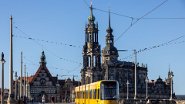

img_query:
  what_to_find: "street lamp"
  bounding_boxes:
[14,72,18,100]
[170,74,173,100]
[126,80,129,100]
[1,52,6,104]
[145,76,149,99]
[118,49,137,99]
[133,49,137,100]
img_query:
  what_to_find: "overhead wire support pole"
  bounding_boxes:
[7,15,16,104]
[24,64,26,98]
[117,49,137,99]
[134,49,137,100]
[145,76,149,100]
[170,74,173,100]
[20,52,23,99]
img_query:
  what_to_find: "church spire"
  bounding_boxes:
[88,2,95,22]
[106,11,114,45]
[40,51,46,65]
[102,11,119,63]
[108,10,111,29]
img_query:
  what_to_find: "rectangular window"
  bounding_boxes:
[88,56,91,67]
[90,35,92,42]
[86,90,88,99]
[82,91,84,99]
[97,89,99,99]
[100,81,119,100]
[93,89,96,99]
[90,90,92,99]
[93,56,96,67]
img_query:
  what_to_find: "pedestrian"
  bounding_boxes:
[51,96,55,104]
[42,95,45,104]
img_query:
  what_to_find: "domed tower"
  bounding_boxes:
[102,12,119,80]
[81,4,102,84]
[102,12,118,64]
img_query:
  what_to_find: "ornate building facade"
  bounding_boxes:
[81,5,102,84]
[81,5,175,100]
[14,51,79,103]
[27,51,62,102]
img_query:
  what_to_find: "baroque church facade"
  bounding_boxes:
[80,5,175,100]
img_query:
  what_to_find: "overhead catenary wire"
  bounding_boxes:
[14,25,82,66]
[82,0,90,8]
[23,56,65,71]
[14,26,44,49]
[139,17,185,20]
[82,0,133,19]
[121,35,184,60]
[82,0,184,44]
[14,26,82,48]
[24,56,78,77]
[115,0,169,42]
[93,6,185,20]
[87,1,185,20]
[93,7,133,19]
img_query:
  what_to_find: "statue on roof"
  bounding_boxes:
[40,51,46,65]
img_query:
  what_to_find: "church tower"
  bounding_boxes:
[102,12,119,80]
[81,4,102,84]
[102,12,118,64]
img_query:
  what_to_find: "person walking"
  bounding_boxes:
[51,96,55,104]
[42,95,45,104]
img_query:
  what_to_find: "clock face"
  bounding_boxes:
[40,78,46,85]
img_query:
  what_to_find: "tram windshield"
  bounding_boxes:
[100,81,119,100]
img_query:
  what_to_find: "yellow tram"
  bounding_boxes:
[74,80,119,104]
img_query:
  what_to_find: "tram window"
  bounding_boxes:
[90,90,92,99]
[76,92,78,98]
[97,89,99,99]
[82,91,84,98]
[77,92,79,99]
[93,89,96,99]
[100,81,118,100]
[81,91,84,98]
[82,91,85,98]
[79,91,80,98]
[86,91,88,98]
[80,91,82,98]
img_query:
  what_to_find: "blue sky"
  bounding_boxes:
[0,0,185,95]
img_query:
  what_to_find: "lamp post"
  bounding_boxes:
[117,49,137,99]
[133,49,137,100]
[20,52,23,99]
[14,72,18,100]
[126,80,129,100]
[24,65,26,97]
[145,76,149,99]
[26,72,28,98]
[170,74,173,100]
[1,52,5,104]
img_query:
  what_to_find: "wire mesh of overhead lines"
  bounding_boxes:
[12,0,185,79]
